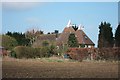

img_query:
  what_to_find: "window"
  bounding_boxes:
[75,35,77,37]
[88,45,91,48]
[84,36,87,39]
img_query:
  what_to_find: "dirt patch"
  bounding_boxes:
[2,57,119,78]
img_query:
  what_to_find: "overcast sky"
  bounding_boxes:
[2,2,118,47]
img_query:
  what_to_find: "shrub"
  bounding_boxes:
[10,50,17,58]
[42,40,49,47]
[49,45,57,55]
[13,46,52,58]
[98,48,120,60]
[66,48,89,61]
[65,48,120,61]
[1,35,18,50]
[14,46,33,58]
[40,46,51,57]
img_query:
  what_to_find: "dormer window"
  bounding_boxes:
[84,36,87,39]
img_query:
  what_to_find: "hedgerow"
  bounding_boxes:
[13,46,54,58]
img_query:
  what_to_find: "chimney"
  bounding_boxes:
[55,30,59,38]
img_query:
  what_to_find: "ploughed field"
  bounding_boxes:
[2,57,119,78]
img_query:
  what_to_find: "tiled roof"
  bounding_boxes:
[37,34,57,41]
[56,27,94,46]
[75,30,94,45]
[56,27,75,46]
[34,26,94,47]
[33,34,60,47]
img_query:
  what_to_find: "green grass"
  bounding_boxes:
[56,60,64,62]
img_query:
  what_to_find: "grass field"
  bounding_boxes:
[2,57,119,78]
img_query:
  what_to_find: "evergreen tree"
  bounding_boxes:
[98,21,114,48]
[115,23,120,47]
[68,33,79,47]
[6,31,30,46]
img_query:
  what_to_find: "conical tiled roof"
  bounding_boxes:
[56,26,95,46]
[56,27,75,46]
[75,30,94,45]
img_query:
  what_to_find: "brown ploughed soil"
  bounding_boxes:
[2,57,119,78]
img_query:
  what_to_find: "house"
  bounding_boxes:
[34,20,95,48]
[33,33,60,47]
[56,20,95,48]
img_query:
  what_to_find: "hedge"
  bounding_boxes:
[66,47,120,61]
[13,46,52,58]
